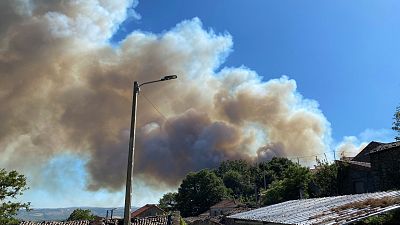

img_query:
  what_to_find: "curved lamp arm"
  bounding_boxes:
[139,75,178,87]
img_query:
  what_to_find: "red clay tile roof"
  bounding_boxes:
[210,200,239,209]
[131,215,169,225]
[131,204,164,218]
[20,221,90,225]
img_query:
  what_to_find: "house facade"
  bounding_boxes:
[131,204,165,218]
[337,141,400,194]
[209,200,242,217]
[369,141,400,191]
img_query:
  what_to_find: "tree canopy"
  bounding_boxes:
[311,160,338,197]
[393,105,400,141]
[67,208,95,221]
[175,169,228,217]
[261,164,312,205]
[159,192,178,212]
[160,157,340,215]
[0,168,30,225]
[216,160,255,203]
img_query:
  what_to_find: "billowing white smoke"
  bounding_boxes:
[336,136,368,158]
[0,0,332,191]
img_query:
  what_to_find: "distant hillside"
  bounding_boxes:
[17,207,138,222]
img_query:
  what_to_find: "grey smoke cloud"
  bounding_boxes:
[0,0,332,191]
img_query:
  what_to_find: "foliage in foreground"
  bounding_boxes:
[0,168,30,225]
[311,160,338,197]
[179,216,187,225]
[67,208,96,221]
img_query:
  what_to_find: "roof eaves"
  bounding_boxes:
[343,205,400,225]
[369,141,400,154]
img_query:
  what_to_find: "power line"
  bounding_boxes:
[141,92,168,120]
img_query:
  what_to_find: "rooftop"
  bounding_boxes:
[20,221,90,225]
[210,199,241,209]
[131,204,164,218]
[370,141,400,154]
[228,191,400,225]
[336,160,371,169]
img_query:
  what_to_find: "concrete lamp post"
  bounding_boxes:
[123,75,177,225]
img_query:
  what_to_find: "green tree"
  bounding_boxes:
[222,170,245,197]
[0,169,30,225]
[176,169,228,217]
[255,157,296,190]
[393,105,400,141]
[261,164,311,206]
[159,192,177,212]
[217,160,251,177]
[311,160,338,197]
[67,208,95,221]
[260,157,295,180]
[216,160,255,203]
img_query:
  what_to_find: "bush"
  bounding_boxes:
[67,208,95,221]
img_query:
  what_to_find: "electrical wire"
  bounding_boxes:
[141,92,168,120]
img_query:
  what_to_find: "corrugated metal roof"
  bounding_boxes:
[228,191,400,225]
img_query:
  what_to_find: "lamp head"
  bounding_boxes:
[161,75,178,81]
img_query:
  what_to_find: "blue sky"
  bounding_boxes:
[9,0,400,209]
[112,0,400,141]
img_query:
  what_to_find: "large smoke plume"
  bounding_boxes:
[0,0,332,191]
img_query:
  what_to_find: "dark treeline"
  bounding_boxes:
[159,157,338,217]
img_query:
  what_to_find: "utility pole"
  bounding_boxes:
[123,76,177,225]
[110,208,117,219]
[123,81,139,225]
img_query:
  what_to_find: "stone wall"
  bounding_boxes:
[337,161,374,195]
[370,146,400,191]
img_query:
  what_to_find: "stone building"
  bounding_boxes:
[369,141,400,191]
[131,204,165,218]
[337,141,400,194]
[209,200,243,217]
[336,160,373,194]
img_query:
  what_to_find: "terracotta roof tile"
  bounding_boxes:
[19,221,90,225]
[210,200,239,209]
[131,204,164,218]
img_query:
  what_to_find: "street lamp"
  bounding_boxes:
[123,75,178,225]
